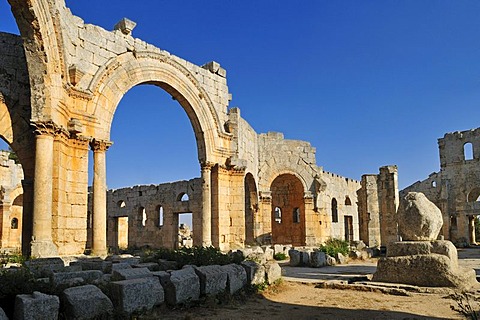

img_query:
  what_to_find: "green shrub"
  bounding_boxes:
[142,246,240,268]
[0,268,35,317]
[318,238,349,257]
[273,253,287,261]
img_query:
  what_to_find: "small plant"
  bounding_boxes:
[450,292,479,320]
[318,238,349,257]
[273,253,287,261]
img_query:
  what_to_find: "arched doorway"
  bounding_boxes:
[270,174,305,246]
[244,173,258,245]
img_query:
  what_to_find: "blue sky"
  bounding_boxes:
[1,1,480,190]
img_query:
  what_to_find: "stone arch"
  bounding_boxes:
[263,169,309,195]
[86,51,229,164]
[467,188,480,202]
[270,173,306,246]
[244,172,258,244]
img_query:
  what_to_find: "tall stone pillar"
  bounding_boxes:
[201,162,213,247]
[21,179,33,256]
[469,216,476,244]
[90,139,111,256]
[31,122,58,257]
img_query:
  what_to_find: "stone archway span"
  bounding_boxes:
[86,50,231,163]
[264,169,309,194]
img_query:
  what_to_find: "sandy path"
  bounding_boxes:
[145,281,464,319]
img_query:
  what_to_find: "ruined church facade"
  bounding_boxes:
[0,0,363,256]
[401,128,480,245]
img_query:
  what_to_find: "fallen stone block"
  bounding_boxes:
[133,262,160,271]
[162,267,200,305]
[289,249,301,266]
[24,258,65,277]
[111,262,132,273]
[62,284,113,320]
[241,260,265,285]
[110,277,164,315]
[111,267,152,281]
[310,251,327,267]
[158,259,178,271]
[194,265,227,295]
[222,263,247,294]
[326,255,336,266]
[300,251,311,266]
[73,259,112,273]
[14,291,59,320]
[264,261,281,284]
[51,270,103,287]
[262,246,274,260]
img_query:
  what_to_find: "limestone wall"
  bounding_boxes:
[91,179,202,251]
[402,127,480,244]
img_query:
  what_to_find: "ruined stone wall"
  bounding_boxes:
[89,179,202,251]
[402,128,480,244]
[358,165,399,248]
[0,150,24,250]
[320,171,361,243]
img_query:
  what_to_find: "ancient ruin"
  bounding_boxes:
[0,0,367,257]
[402,128,480,246]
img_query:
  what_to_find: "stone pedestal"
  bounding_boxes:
[373,240,477,289]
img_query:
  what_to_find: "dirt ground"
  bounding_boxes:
[144,281,466,320]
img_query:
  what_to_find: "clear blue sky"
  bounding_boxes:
[1,1,480,190]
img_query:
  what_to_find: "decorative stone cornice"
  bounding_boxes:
[200,161,215,171]
[90,139,112,152]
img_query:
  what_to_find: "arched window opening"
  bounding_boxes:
[331,198,338,223]
[464,142,474,160]
[157,206,164,227]
[345,196,352,206]
[450,216,457,228]
[293,208,300,223]
[431,181,437,188]
[118,200,126,208]
[138,207,147,227]
[177,193,189,202]
[467,188,480,202]
[274,207,282,223]
[11,218,18,229]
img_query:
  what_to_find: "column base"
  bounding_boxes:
[30,240,59,258]
[91,248,108,257]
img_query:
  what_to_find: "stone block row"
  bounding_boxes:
[3,256,281,319]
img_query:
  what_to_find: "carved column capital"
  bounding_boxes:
[90,139,112,152]
[200,161,215,171]
[31,121,65,137]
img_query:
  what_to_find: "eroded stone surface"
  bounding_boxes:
[398,192,443,241]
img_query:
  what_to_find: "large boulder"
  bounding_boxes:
[397,192,443,241]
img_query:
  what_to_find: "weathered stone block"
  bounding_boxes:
[241,260,265,285]
[326,255,336,266]
[158,259,178,271]
[25,258,65,277]
[111,262,132,272]
[221,263,247,294]
[163,267,200,305]
[300,251,310,266]
[262,246,274,260]
[264,261,281,284]
[133,262,160,271]
[111,267,152,281]
[398,192,443,241]
[110,277,164,315]
[62,285,113,320]
[288,249,301,266]
[310,251,326,267]
[194,265,227,295]
[51,270,103,287]
[14,291,60,320]
[336,252,347,264]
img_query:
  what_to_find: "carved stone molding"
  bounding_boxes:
[90,139,112,152]
[200,161,215,172]
[31,121,65,137]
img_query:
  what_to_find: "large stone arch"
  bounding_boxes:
[86,51,229,164]
[263,169,310,195]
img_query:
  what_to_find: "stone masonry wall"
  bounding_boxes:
[92,179,202,251]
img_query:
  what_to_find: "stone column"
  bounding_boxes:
[31,122,59,257]
[90,139,111,256]
[469,216,476,244]
[201,162,213,247]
